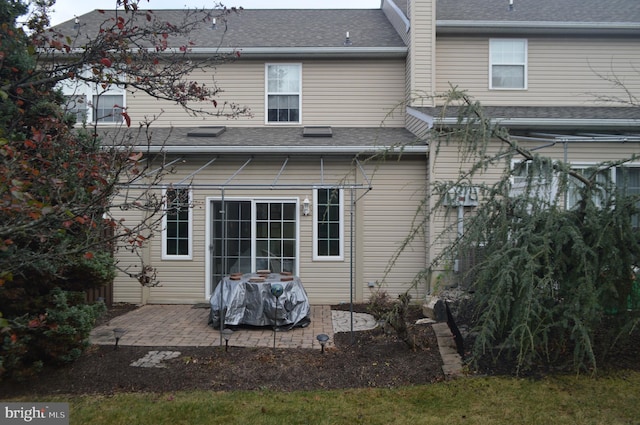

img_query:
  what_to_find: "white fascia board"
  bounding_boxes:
[130,144,428,155]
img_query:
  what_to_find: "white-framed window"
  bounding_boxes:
[566,164,613,210]
[63,95,88,123]
[162,187,193,260]
[510,159,558,206]
[616,165,640,227]
[313,188,344,261]
[490,39,527,90]
[92,94,124,123]
[209,198,299,276]
[266,63,301,124]
[57,69,126,124]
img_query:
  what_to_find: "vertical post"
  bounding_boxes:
[349,186,355,344]
[219,188,226,346]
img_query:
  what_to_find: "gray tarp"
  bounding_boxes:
[209,273,311,329]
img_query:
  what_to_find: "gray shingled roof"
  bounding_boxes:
[56,9,406,50]
[99,126,425,154]
[436,0,640,23]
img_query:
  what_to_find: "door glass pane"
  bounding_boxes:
[213,200,297,289]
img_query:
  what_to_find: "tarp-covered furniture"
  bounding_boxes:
[209,273,311,330]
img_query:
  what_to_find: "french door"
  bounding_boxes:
[211,199,297,286]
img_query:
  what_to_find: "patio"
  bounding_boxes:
[90,304,378,350]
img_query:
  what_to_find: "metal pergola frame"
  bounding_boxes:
[123,155,374,344]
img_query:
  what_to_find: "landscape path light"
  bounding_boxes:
[316,333,329,354]
[113,328,126,350]
[220,328,234,352]
[270,283,284,350]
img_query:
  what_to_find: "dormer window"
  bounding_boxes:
[266,63,301,124]
[490,39,527,90]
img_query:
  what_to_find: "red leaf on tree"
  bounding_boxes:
[100,57,112,67]
[128,151,143,162]
[24,139,36,149]
[10,334,17,343]
[122,111,131,127]
[15,87,23,95]
[213,99,217,107]
[161,32,168,39]
[83,252,94,260]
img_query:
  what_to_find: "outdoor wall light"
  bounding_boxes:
[113,328,126,350]
[220,328,234,352]
[302,197,310,216]
[316,334,329,354]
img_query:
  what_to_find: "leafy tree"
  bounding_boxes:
[0,0,246,379]
[425,88,640,373]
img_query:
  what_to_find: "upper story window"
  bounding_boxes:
[63,95,88,123]
[163,187,192,259]
[490,39,527,90]
[58,69,125,124]
[266,64,301,124]
[313,188,344,261]
[92,94,124,123]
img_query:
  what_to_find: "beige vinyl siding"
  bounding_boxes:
[112,154,429,304]
[123,59,405,128]
[408,0,436,107]
[436,37,640,106]
[360,156,428,302]
[111,189,148,304]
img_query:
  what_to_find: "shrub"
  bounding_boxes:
[0,288,105,381]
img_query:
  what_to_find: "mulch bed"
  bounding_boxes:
[0,304,445,396]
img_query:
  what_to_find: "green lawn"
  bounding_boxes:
[8,371,640,425]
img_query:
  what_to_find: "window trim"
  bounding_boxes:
[489,38,528,90]
[566,163,615,210]
[509,159,558,206]
[92,93,125,124]
[312,188,344,261]
[204,196,300,300]
[57,69,126,125]
[162,186,193,260]
[265,63,302,125]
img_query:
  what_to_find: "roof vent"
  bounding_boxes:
[303,126,333,138]
[344,31,352,46]
[187,126,226,137]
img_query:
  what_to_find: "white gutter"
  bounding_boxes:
[192,47,408,59]
[56,46,408,59]
[127,144,428,155]
[437,20,640,34]
[436,117,640,130]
